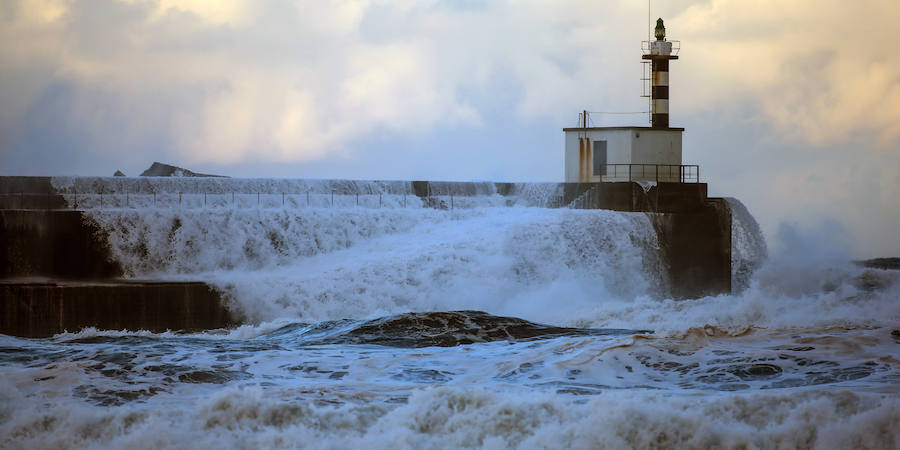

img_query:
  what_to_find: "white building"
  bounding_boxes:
[563,126,684,183]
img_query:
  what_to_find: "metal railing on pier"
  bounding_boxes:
[0,191,469,211]
[598,164,699,183]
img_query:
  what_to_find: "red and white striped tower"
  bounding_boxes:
[642,18,678,128]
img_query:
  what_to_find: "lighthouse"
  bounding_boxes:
[563,18,697,184]
[644,18,678,128]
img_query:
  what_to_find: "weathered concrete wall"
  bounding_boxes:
[0,210,122,279]
[560,182,709,213]
[0,280,237,337]
[0,176,54,194]
[646,183,708,213]
[562,182,649,211]
[650,199,732,299]
[561,182,731,298]
[0,208,235,337]
[0,176,67,209]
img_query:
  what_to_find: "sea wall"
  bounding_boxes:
[1,199,237,337]
[0,176,734,336]
[0,176,67,209]
[560,181,731,298]
[0,280,235,337]
[0,210,122,279]
[650,199,732,298]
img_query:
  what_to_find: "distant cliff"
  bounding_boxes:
[139,162,227,178]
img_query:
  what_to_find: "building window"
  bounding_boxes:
[592,140,607,176]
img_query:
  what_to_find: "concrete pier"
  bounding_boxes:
[559,182,732,298]
[1,195,237,337]
[1,176,734,336]
[1,210,122,279]
[0,176,67,210]
[1,279,236,337]
[651,199,732,298]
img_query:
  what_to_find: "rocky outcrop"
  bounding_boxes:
[139,162,227,178]
[855,258,900,271]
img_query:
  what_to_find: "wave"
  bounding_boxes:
[2,383,896,449]
[75,203,664,325]
[726,197,767,292]
[48,176,900,335]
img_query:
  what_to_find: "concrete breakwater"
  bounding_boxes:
[1,176,734,337]
[1,279,234,337]
[0,207,237,337]
[1,209,122,279]
[561,182,732,298]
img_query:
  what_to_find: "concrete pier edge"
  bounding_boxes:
[1,279,238,338]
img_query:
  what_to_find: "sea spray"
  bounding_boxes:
[726,197,767,292]
[82,205,664,324]
[2,176,888,449]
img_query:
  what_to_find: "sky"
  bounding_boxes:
[1,0,898,257]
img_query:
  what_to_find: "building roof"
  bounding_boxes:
[562,126,685,132]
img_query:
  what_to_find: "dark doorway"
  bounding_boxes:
[592,140,607,176]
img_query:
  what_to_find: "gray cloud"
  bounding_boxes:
[0,0,898,256]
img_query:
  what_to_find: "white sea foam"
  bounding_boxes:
[727,197,768,292]
[48,177,559,209]
[9,176,891,448]
[79,201,665,325]
[53,176,900,334]
[1,382,897,449]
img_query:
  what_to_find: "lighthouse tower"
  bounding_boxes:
[643,18,678,128]
[563,18,696,184]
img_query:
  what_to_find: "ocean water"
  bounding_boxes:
[1,178,897,449]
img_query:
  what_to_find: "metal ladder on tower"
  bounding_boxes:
[640,59,652,126]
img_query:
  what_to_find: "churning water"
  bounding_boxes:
[1,178,897,449]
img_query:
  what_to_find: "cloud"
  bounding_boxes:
[148,0,253,26]
[14,0,65,25]
[672,0,900,148]
[1,0,650,167]
[656,0,900,257]
[0,0,898,256]
[3,0,899,165]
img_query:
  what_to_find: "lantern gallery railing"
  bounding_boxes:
[597,164,699,183]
